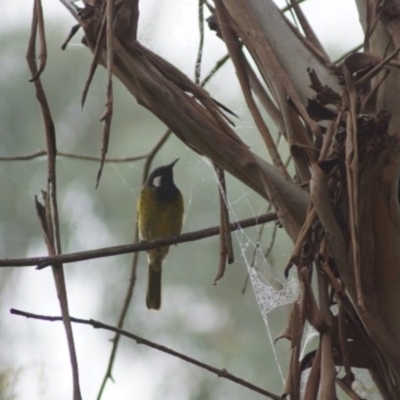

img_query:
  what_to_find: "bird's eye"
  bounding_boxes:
[153,176,162,187]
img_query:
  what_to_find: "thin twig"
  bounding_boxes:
[0,151,148,162]
[26,1,81,399]
[213,165,234,285]
[201,53,230,87]
[334,43,363,64]
[141,130,172,182]
[0,213,278,268]
[81,4,107,109]
[96,0,115,187]
[215,3,291,180]
[281,0,306,13]
[59,0,79,20]
[265,223,278,258]
[11,308,282,400]
[195,0,205,84]
[61,23,80,50]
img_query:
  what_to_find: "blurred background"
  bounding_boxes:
[0,1,364,399]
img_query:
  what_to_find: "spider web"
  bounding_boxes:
[247,264,300,381]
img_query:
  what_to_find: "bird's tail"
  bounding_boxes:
[146,260,162,310]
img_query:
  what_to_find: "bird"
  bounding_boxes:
[137,159,184,310]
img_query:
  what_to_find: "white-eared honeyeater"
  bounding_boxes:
[137,159,184,310]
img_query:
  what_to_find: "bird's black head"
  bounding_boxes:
[146,159,180,201]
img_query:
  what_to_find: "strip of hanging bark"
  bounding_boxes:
[317,266,332,325]
[300,267,328,332]
[338,301,354,380]
[96,0,115,187]
[218,168,234,265]
[287,107,314,182]
[282,301,302,399]
[219,0,322,153]
[361,67,390,113]
[28,0,47,81]
[319,259,342,295]
[81,5,107,109]
[343,63,363,307]
[61,23,81,50]
[114,0,139,42]
[317,273,336,399]
[319,112,342,161]
[335,378,363,400]
[274,303,298,343]
[285,206,316,277]
[27,4,82,398]
[219,0,331,141]
[319,329,337,400]
[264,222,278,258]
[244,59,285,135]
[214,3,291,180]
[35,193,82,400]
[310,164,352,290]
[303,345,322,400]
[35,193,54,247]
[212,165,234,285]
[215,234,228,286]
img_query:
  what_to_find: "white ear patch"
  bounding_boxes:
[153,176,162,187]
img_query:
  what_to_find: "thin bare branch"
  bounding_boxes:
[26,1,81,398]
[11,309,282,400]
[96,0,115,187]
[0,213,278,268]
[201,53,230,87]
[212,165,233,285]
[81,5,107,109]
[0,151,148,163]
[195,0,205,84]
[334,43,363,64]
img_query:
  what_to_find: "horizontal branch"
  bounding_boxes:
[0,213,277,269]
[0,150,147,163]
[10,308,282,400]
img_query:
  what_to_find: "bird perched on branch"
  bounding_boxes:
[137,159,184,310]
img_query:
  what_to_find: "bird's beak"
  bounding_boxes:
[170,158,179,168]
